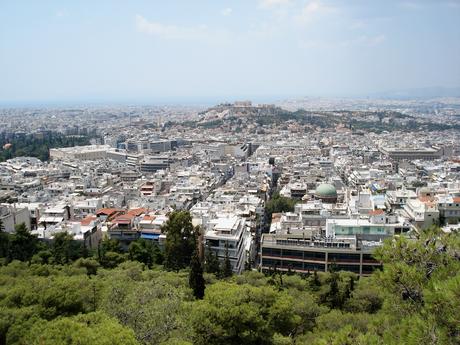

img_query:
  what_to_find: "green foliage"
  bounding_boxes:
[309,270,321,291]
[0,132,93,162]
[100,251,126,269]
[31,249,53,264]
[235,270,269,287]
[101,268,193,344]
[219,243,233,279]
[265,193,297,223]
[204,245,220,274]
[24,312,139,345]
[374,227,460,315]
[98,237,126,268]
[190,281,322,345]
[344,276,383,314]
[100,237,123,255]
[189,250,205,299]
[190,282,277,345]
[163,211,198,271]
[128,239,163,268]
[324,271,341,308]
[74,257,100,276]
[0,227,458,345]
[0,231,9,259]
[7,223,40,262]
[51,231,84,265]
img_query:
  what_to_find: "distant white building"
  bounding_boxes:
[0,204,31,233]
[50,145,111,161]
[73,198,103,219]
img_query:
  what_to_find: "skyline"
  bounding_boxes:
[1,0,460,104]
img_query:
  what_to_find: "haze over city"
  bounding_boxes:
[1,0,460,104]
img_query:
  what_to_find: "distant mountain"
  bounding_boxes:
[370,86,460,99]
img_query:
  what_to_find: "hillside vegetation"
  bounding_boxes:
[0,220,459,345]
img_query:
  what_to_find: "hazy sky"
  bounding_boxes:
[1,0,459,103]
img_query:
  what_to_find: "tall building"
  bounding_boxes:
[204,216,253,274]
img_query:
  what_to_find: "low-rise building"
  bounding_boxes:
[403,198,439,230]
[0,204,31,232]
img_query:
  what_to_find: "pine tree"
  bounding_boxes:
[310,269,321,291]
[326,271,342,309]
[204,245,220,274]
[220,242,233,278]
[189,250,205,299]
[343,276,355,302]
[163,211,197,271]
[0,219,9,259]
[8,223,40,262]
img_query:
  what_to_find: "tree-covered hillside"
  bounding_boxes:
[0,219,459,344]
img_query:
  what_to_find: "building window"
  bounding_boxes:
[303,251,325,261]
[328,253,360,262]
[282,249,303,259]
[262,247,281,256]
[335,264,360,273]
[304,263,325,271]
[362,265,381,274]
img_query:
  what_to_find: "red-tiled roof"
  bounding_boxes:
[81,215,97,226]
[112,214,135,224]
[96,208,123,216]
[419,196,435,204]
[369,209,385,215]
[127,208,147,216]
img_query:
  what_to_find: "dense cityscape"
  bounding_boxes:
[1,97,459,344]
[1,0,460,344]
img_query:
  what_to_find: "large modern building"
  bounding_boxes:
[140,156,172,173]
[50,145,111,160]
[379,146,443,161]
[260,233,381,275]
[261,211,411,275]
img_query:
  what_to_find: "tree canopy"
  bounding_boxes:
[162,211,198,271]
[0,223,458,344]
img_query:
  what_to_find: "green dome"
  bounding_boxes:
[315,183,337,198]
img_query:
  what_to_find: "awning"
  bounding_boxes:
[140,233,160,240]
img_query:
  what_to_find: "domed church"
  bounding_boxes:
[314,183,338,203]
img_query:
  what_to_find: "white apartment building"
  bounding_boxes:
[204,216,253,274]
[72,198,103,220]
[436,195,460,224]
[385,189,417,210]
[325,213,411,239]
[0,204,31,233]
[38,205,72,230]
[403,198,439,230]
